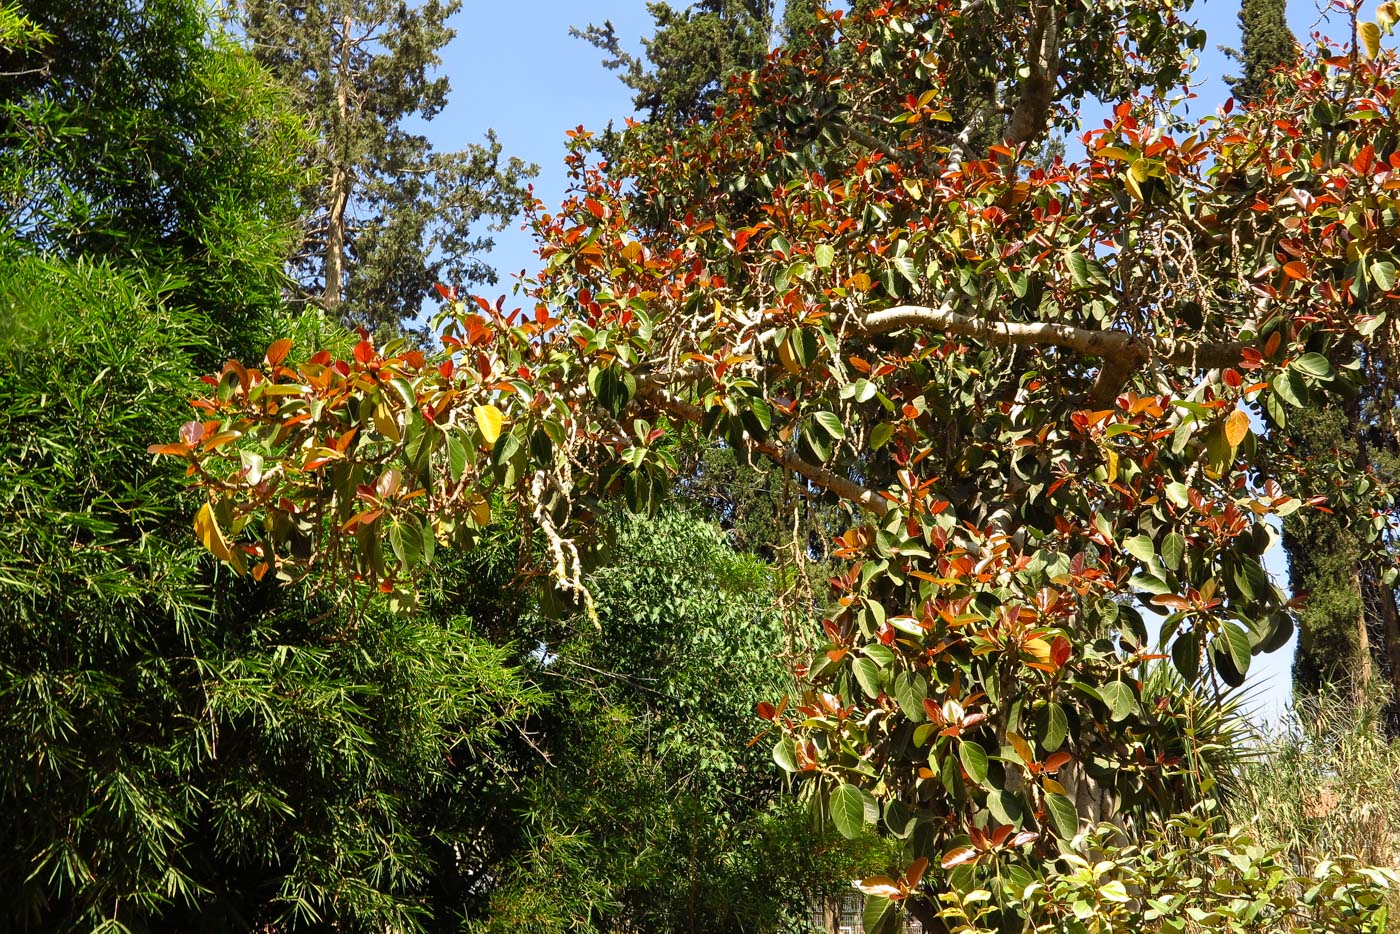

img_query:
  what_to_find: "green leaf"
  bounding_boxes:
[773,737,797,773]
[1372,259,1397,292]
[1099,680,1138,722]
[1219,624,1252,678]
[891,255,918,285]
[852,657,882,698]
[1066,251,1090,288]
[986,788,1024,827]
[830,783,869,839]
[862,895,896,934]
[959,740,989,786]
[1045,792,1080,839]
[894,672,928,721]
[869,422,894,450]
[1292,353,1333,379]
[389,517,423,571]
[814,243,835,268]
[1160,532,1185,572]
[1172,631,1201,682]
[813,410,845,440]
[1036,702,1069,752]
[1124,534,1157,565]
[1164,481,1191,509]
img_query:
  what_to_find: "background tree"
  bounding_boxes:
[462,511,884,932]
[0,0,306,360]
[1229,0,1400,731]
[572,0,774,132]
[0,4,547,929]
[233,0,534,332]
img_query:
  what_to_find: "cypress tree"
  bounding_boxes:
[1229,0,1296,103]
[571,0,774,130]
[1231,0,1400,730]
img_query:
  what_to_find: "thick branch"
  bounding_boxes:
[858,303,1246,405]
[635,383,891,516]
[1004,1,1060,145]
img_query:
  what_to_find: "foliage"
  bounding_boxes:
[160,0,1400,925]
[573,0,774,131]
[466,510,887,932]
[1226,0,1299,105]
[232,0,535,331]
[0,0,307,360]
[0,2,47,53]
[0,251,547,932]
[932,814,1398,934]
[1230,688,1400,874]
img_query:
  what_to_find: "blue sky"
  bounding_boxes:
[427,0,1348,727]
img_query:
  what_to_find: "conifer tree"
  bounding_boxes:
[233,0,535,332]
[1228,0,1297,103]
[571,0,774,130]
[1231,0,1400,729]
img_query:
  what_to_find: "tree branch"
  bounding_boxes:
[857,302,1247,405]
[1004,1,1061,145]
[635,382,892,516]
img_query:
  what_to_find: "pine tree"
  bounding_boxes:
[234,0,535,332]
[571,1,774,130]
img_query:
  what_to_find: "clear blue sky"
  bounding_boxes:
[426,0,1347,727]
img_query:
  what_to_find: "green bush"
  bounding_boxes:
[934,815,1397,934]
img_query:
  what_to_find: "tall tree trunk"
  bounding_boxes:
[322,13,353,311]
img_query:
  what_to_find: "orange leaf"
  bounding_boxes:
[264,338,293,367]
[1283,260,1310,281]
[1224,409,1250,448]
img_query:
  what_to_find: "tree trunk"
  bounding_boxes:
[322,13,353,311]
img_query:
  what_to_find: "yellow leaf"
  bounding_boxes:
[1104,447,1119,482]
[470,496,491,527]
[1381,1,1399,35]
[1129,158,1153,182]
[1225,408,1251,449]
[374,400,401,442]
[194,501,242,573]
[1361,20,1382,60]
[1022,638,1053,664]
[1124,171,1144,202]
[1097,146,1132,162]
[473,404,505,446]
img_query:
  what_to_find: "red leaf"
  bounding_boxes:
[354,340,375,365]
[264,338,293,367]
[756,701,777,721]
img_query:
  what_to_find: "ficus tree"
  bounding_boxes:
[157,0,1400,928]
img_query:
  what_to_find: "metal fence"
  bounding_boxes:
[808,895,925,933]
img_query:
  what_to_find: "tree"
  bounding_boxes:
[1227,0,1297,104]
[163,0,1400,927]
[573,1,774,132]
[466,510,885,932]
[0,0,307,360]
[0,5,544,930]
[233,0,535,332]
[1229,0,1400,731]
